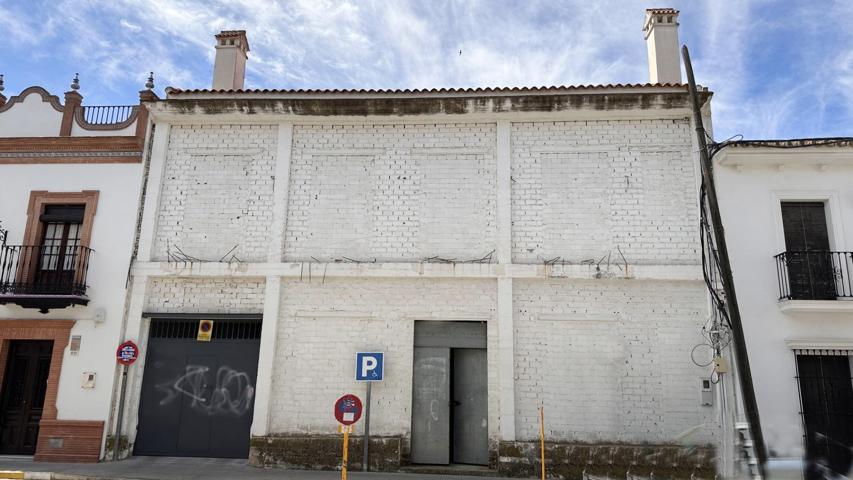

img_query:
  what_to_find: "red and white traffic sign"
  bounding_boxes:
[334,394,363,426]
[116,340,139,366]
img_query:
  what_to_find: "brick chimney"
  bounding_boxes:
[212,30,249,90]
[643,8,682,84]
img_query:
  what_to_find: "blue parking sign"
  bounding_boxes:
[356,352,384,381]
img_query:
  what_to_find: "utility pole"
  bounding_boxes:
[681,45,767,478]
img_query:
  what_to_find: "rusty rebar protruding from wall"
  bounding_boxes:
[682,45,767,478]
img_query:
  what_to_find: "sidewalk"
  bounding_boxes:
[0,456,516,480]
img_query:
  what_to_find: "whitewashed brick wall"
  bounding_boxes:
[149,120,698,266]
[511,119,699,265]
[269,278,499,439]
[138,115,715,453]
[153,125,277,262]
[144,277,265,313]
[513,278,717,444]
[285,124,497,262]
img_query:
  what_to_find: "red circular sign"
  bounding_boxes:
[116,340,139,366]
[334,394,363,426]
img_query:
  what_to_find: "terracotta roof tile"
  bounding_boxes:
[646,8,679,14]
[214,30,249,51]
[216,30,247,37]
[724,138,853,148]
[164,83,688,96]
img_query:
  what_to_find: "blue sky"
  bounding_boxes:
[2,0,851,141]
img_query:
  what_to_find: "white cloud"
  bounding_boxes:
[2,0,851,139]
[0,4,58,45]
[119,19,142,32]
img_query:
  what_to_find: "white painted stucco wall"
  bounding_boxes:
[0,162,143,423]
[0,91,63,137]
[715,147,853,462]
[0,87,138,138]
[69,121,138,137]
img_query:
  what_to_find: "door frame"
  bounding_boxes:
[0,320,73,423]
[0,320,107,461]
[22,191,99,249]
[771,191,846,254]
[411,321,489,466]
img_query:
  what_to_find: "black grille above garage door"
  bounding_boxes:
[149,319,262,340]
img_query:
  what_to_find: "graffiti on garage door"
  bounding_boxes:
[156,365,255,416]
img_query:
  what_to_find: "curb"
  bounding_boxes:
[20,474,138,480]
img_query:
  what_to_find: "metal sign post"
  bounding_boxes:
[539,404,546,480]
[363,382,371,472]
[114,365,128,461]
[113,340,139,461]
[341,424,352,480]
[355,352,384,472]
[334,394,363,480]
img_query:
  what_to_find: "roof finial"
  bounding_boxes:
[71,73,80,91]
[0,74,5,93]
[145,72,155,90]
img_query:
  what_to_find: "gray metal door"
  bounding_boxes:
[134,318,261,458]
[452,348,488,465]
[410,346,450,464]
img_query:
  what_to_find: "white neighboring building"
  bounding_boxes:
[113,12,728,477]
[715,140,853,479]
[0,76,151,461]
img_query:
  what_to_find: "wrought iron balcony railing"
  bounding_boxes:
[78,105,137,125]
[775,250,853,301]
[73,105,139,130]
[0,244,93,311]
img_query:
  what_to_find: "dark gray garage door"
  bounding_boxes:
[134,317,262,458]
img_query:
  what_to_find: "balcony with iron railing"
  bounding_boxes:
[74,104,139,130]
[775,251,853,313]
[0,244,93,312]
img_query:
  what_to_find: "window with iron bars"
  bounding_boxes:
[794,351,853,479]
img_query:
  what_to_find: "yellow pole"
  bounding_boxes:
[342,426,349,480]
[539,404,546,480]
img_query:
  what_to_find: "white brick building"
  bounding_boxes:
[114,13,725,477]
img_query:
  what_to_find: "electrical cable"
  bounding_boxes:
[691,343,715,367]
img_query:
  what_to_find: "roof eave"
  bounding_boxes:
[162,83,705,101]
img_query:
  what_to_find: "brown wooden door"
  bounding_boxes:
[0,340,53,455]
[781,202,836,300]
